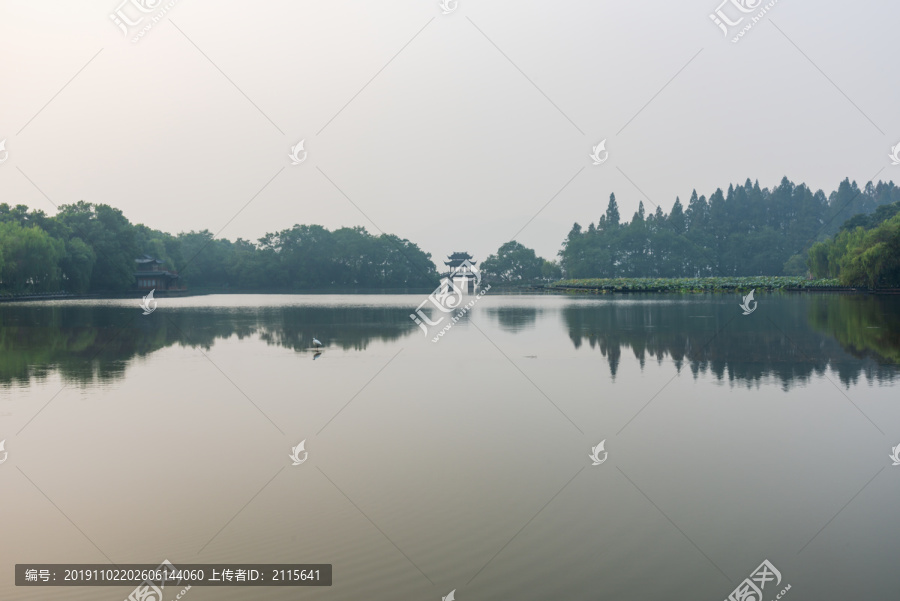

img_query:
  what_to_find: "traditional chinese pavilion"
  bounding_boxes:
[134,255,181,291]
[442,251,478,293]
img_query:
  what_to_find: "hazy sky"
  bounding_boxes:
[1,1,898,265]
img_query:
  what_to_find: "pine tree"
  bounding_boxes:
[605,193,620,228]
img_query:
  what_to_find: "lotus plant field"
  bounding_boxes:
[547,276,846,293]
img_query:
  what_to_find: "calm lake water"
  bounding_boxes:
[1,292,899,600]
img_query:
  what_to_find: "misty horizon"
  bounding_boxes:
[2,2,898,264]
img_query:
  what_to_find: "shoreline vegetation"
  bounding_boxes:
[481,178,900,290]
[541,276,863,293]
[1,177,898,298]
[0,287,441,302]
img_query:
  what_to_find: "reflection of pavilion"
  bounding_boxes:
[442,252,478,294]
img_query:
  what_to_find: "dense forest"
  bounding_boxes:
[0,201,438,294]
[558,177,900,279]
[808,201,900,288]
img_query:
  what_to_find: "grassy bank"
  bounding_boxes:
[545,276,848,293]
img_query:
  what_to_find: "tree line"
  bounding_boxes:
[477,177,900,285]
[556,177,900,279]
[2,175,898,294]
[0,201,438,294]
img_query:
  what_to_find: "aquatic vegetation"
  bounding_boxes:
[548,276,845,293]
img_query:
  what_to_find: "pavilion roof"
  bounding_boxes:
[135,254,164,264]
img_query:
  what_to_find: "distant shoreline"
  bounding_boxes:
[0,288,440,303]
[539,286,897,294]
[3,279,900,303]
[537,276,899,294]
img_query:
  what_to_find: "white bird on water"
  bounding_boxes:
[312,337,322,349]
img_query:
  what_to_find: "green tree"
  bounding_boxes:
[56,201,138,291]
[481,241,546,284]
[835,214,900,288]
[0,222,64,292]
[782,253,808,277]
[604,193,621,228]
[59,237,96,293]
